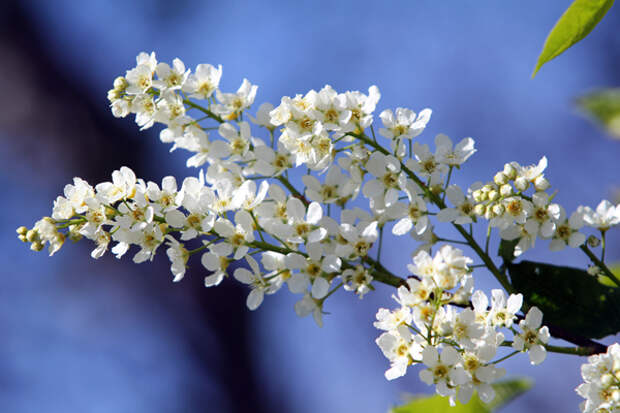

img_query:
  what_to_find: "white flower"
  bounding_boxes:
[362,151,405,206]
[580,200,620,232]
[528,192,561,238]
[513,157,548,192]
[335,220,378,259]
[458,346,505,404]
[489,289,522,328]
[376,326,424,380]
[248,102,276,130]
[201,251,229,287]
[294,293,323,327]
[218,121,252,159]
[135,51,157,71]
[302,166,353,204]
[434,134,476,167]
[550,206,586,251]
[233,255,275,310]
[211,211,255,260]
[343,85,381,132]
[153,58,188,91]
[131,222,164,263]
[251,143,293,177]
[182,63,222,99]
[449,308,485,350]
[576,343,620,412]
[342,265,373,298]
[471,290,490,324]
[63,177,96,214]
[125,64,153,95]
[146,176,180,212]
[314,85,351,131]
[214,78,258,121]
[419,346,468,398]
[95,166,137,204]
[512,306,550,365]
[491,196,533,229]
[172,125,230,168]
[437,184,479,225]
[432,245,473,290]
[379,107,431,140]
[390,193,429,236]
[409,142,448,178]
[165,236,189,282]
[285,200,326,244]
[284,243,340,299]
[33,218,65,256]
[374,304,413,332]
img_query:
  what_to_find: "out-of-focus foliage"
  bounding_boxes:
[577,89,620,139]
[390,378,532,413]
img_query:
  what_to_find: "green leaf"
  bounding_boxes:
[486,378,533,411]
[498,239,519,262]
[532,0,614,77]
[507,260,620,339]
[577,89,620,139]
[599,264,620,287]
[390,378,532,413]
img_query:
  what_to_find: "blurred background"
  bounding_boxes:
[1,1,619,412]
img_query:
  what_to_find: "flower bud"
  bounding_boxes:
[494,172,508,186]
[492,203,505,216]
[488,190,499,202]
[474,204,486,216]
[107,89,120,102]
[31,241,44,252]
[16,226,28,235]
[503,163,517,180]
[601,373,614,387]
[68,231,83,242]
[18,234,27,243]
[472,189,486,202]
[484,206,495,220]
[534,176,550,191]
[612,389,620,403]
[514,176,528,192]
[26,229,37,243]
[430,185,443,196]
[587,235,601,248]
[113,76,127,90]
[500,184,513,197]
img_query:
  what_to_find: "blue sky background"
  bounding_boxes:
[3,1,620,412]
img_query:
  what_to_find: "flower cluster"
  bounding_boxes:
[17,51,620,409]
[448,158,620,257]
[374,245,549,405]
[577,343,620,412]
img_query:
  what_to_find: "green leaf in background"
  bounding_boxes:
[390,378,532,413]
[498,239,519,263]
[532,0,614,78]
[598,264,620,287]
[506,260,620,339]
[577,89,620,139]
